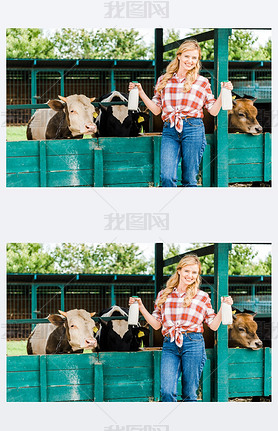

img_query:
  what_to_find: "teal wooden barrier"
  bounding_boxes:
[7,348,271,402]
[6,133,271,187]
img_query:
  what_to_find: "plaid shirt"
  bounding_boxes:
[152,288,216,347]
[152,73,216,132]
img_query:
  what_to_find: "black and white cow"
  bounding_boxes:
[27,309,98,354]
[96,91,149,137]
[27,94,98,140]
[96,305,149,351]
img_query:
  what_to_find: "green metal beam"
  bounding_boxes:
[163,244,215,267]
[154,28,164,82]
[154,243,164,297]
[164,30,215,52]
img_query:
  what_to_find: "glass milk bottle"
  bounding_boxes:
[128,81,139,111]
[221,296,233,325]
[128,296,139,325]
[221,81,233,110]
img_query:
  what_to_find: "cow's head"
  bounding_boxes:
[48,94,98,136]
[228,98,263,135]
[48,309,98,351]
[228,312,263,350]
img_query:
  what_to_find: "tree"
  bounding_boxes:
[7,243,55,273]
[51,243,150,274]
[51,28,150,60]
[6,28,54,58]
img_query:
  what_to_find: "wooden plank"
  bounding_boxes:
[46,154,94,172]
[228,348,263,363]
[93,148,104,187]
[7,370,40,388]
[46,139,98,156]
[39,355,47,401]
[229,378,263,397]
[103,167,153,186]
[6,157,40,174]
[46,353,98,370]
[103,366,153,380]
[39,141,47,187]
[46,170,94,187]
[229,148,263,164]
[7,387,40,402]
[6,172,40,187]
[103,380,153,401]
[229,164,263,181]
[229,362,263,379]
[47,384,94,402]
[263,133,272,182]
[94,362,104,402]
[7,141,39,157]
[47,368,94,386]
[7,355,40,372]
[202,143,211,187]
[103,152,152,166]
[228,134,264,149]
[263,347,271,396]
[153,136,161,187]
[153,350,161,401]
[98,136,153,153]
[98,351,153,366]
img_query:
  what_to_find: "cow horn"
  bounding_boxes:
[58,310,67,317]
[90,97,96,102]
[232,314,237,320]
[58,95,67,103]
[252,312,257,318]
[90,312,96,317]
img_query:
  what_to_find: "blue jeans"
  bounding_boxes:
[161,332,207,402]
[161,118,207,187]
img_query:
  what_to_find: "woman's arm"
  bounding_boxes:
[128,82,162,116]
[129,297,162,330]
[208,296,233,331]
[208,81,233,117]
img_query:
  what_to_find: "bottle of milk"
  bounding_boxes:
[128,81,139,111]
[128,296,139,325]
[221,82,233,110]
[221,296,233,325]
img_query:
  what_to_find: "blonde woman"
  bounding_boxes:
[129,40,233,187]
[129,255,233,402]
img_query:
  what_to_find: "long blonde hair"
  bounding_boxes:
[156,39,202,94]
[157,254,202,308]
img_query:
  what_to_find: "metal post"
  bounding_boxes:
[31,70,37,116]
[154,243,164,298]
[213,29,232,187]
[60,285,65,310]
[31,284,38,330]
[213,243,231,401]
[154,28,164,83]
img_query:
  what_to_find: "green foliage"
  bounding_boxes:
[52,243,149,274]
[6,28,54,58]
[51,28,149,60]
[7,243,55,273]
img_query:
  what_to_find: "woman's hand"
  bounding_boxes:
[129,296,143,309]
[221,81,233,91]
[221,296,233,306]
[128,82,143,96]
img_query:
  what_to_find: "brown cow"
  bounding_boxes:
[26,94,98,140]
[27,309,98,355]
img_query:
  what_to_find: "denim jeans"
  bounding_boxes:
[160,118,207,187]
[161,332,207,402]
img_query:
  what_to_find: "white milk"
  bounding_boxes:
[222,300,233,325]
[221,86,233,110]
[128,83,139,111]
[128,298,139,325]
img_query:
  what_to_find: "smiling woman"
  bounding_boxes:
[129,39,233,187]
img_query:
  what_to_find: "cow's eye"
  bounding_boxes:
[70,324,76,328]
[238,327,245,332]
[238,113,245,117]
[70,110,76,114]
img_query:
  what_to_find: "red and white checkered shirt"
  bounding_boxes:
[152,73,216,132]
[152,288,216,347]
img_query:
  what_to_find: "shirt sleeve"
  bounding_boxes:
[151,76,163,108]
[152,290,163,323]
[203,79,216,111]
[204,293,216,326]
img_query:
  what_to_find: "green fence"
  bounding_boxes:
[6,133,271,187]
[7,347,271,402]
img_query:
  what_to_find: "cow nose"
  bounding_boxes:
[86,338,97,346]
[255,125,263,132]
[256,340,263,347]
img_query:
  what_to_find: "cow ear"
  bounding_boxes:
[232,99,237,106]
[90,312,96,317]
[48,99,65,111]
[48,314,65,326]
[252,312,257,318]
[90,97,96,102]
[232,314,237,321]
